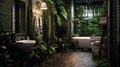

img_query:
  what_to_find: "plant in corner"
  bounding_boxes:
[96,57,110,67]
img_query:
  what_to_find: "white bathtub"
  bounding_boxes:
[72,37,91,48]
[72,36,101,48]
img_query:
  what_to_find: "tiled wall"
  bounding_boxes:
[0,0,12,32]
[110,0,120,67]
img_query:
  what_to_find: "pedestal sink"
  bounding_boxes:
[16,40,36,44]
[15,40,36,51]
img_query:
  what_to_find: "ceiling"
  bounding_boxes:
[75,0,104,4]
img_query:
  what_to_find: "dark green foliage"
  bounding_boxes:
[55,25,67,38]
[0,32,12,46]
[73,3,105,36]
[46,0,69,52]
[96,57,110,67]
[35,42,56,58]
[50,0,67,26]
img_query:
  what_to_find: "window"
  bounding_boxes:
[14,0,26,33]
[74,3,104,36]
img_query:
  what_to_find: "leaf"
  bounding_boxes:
[58,6,67,20]
[48,0,54,4]
[54,8,57,15]
[56,15,62,26]
[59,11,67,20]
[56,0,65,6]
[52,0,68,26]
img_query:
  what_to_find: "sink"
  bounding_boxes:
[15,40,36,51]
[16,40,36,44]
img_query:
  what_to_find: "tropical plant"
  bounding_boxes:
[96,57,110,67]
[73,6,85,35]
[46,0,69,50]
[52,0,67,26]
[36,42,56,57]
[73,15,84,34]
[31,31,41,44]
[0,32,12,46]
[47,0,67,26]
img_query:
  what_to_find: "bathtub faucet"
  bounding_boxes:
[91,35,95,38]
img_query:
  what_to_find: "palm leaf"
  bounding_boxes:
[58,6,67,20]
[48,0,54,4]
[56,15,62,26]
[56,0,65,6]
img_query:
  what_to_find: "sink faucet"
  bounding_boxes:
[27,36,30,40]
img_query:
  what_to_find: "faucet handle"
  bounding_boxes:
[27,36,30,40]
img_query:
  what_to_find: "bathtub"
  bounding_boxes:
[72,36,101,48]
[72,37,91,48]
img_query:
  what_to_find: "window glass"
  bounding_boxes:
[74,3,104,36]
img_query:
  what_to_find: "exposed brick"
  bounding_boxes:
[0,0,12,32]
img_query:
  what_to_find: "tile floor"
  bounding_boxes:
[33,50,96,67]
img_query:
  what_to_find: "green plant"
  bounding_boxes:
[87,18,101,36]
[38,42,56,56]
[46,0,68,51]
[32,31,41,44]
[73,6,85,34]
[54,0,67,26]
[48,0,68,39]
[48,0,67,26]
[0,32,10,66]
[96,57,110,67]
[0,32,12,46]
[73,16,83,34]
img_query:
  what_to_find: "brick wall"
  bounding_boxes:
[0,0,12,32]
[110,0,120,67]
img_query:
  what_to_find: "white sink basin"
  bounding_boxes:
[16,40,36,44]
[15,40,36,51]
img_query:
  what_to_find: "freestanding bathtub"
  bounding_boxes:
[72,37,91,48]
[72,37,101,48]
